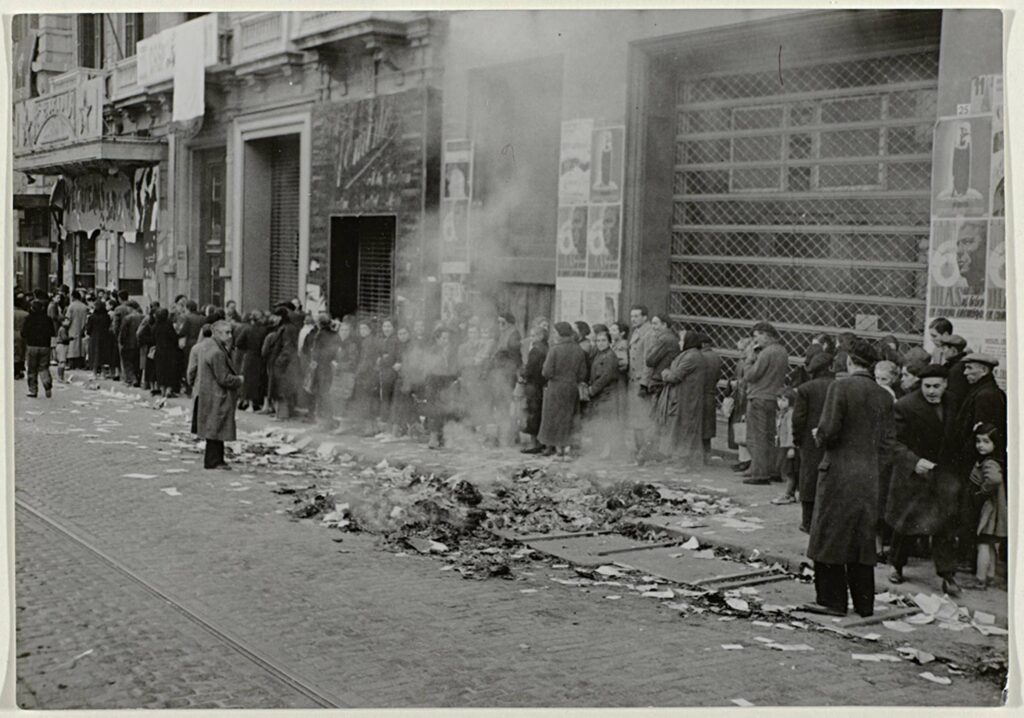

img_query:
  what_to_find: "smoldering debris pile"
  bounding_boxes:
[271,456,740,579]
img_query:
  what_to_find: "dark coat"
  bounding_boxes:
[792,375,834,502]
[587,347,622,422]
[178,312,205,356]
[521,341,548,436]
[85,309,115,371]
[885,388,960,536]
[645,331,681,396]
[943,355,970,414]
[151,321,181,389]
[236,322,268,405]
[951,373,1007,473]
[538,339,587,447]
[188,338,243,441]
[807,371,896,566]
[700,348,723,439]
[119,311,142,350]
[657,347,706,459]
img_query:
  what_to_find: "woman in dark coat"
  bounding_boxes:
[518,325,549,454]
[85,300,115,378]
[150,308,182,397]
[266,309,303,420]
[791,352,835,533]
[388,326,416,435]
[805,341,897,618]
[424,327,459,449]
[656,331,707,466]
[306,314,341,426]
[352,320,383,435]
[538,322,588,459]
[236,311,268,411]
[377,319,402,426]
[585,325,623,459]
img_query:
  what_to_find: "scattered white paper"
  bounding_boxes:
[693,549,717,559]
[851,653,903,662]
[164,469,188,474]
[725,598,750,612]
[721,644,744,650]
[160,487,182,496]
[973,610,996,625]
[122,473,157,479]
[882,620,916,633]
[731,699,754,707]
[642,589,675,599]
[681,536,700,550]
[919,672,952,685]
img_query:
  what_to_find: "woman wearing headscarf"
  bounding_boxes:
[235,311,268,412]
[66,290,89,370]
[150,308,182,397]
[424,326,460,449]
[85,299,115,379]
[266,307,303,420]
[656,330,707,467]
[639,315,681,463]
[538,321,588,460]
[352,319,383,435]
[518,324,550,454]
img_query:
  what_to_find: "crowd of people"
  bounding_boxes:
[15,287,1008,612]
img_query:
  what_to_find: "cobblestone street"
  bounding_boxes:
[12,378,1006,708]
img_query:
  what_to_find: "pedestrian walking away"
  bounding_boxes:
[21,299,56,398]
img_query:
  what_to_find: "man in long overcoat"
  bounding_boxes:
[626,305,657,459]
[698,334,723,465]
[803,339,896,618]
[791,352,835,533]
[885,364,962,595]
[950,353,1007,573]
[189,321,243,470]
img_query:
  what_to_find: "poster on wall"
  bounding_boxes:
[589,127,624,204]
[586,204,622,278]
[558,119,593,205]
[931,115,992,218]
[555,277,620,326]
[928,218,987,320]
[441,199,470,274]
[441,281,466,324]
[990,107,1005,217]
[443,140,473,200]
[556,205,588,277]
[985,219,1005,321]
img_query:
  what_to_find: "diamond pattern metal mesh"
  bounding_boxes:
[672,47,937,360]
[681,49,939,103]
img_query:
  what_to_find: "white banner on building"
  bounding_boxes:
[137,14,218,86]
[172,22,207,122]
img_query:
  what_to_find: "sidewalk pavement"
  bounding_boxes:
[62,376,1009,626]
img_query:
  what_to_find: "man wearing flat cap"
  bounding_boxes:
[937,334,970,412]
[950,352,1007,577]
[885,363,963,594]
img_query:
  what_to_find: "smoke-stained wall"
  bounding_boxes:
[439,9,800,322]
[308,87,442,321]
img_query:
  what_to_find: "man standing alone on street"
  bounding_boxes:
[189,320,243,470]
[803,339,896,617]
[742,322,789,485]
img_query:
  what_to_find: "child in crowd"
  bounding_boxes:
[966,422,1007,589]
[55,316,71,382]
[770,388,798,505]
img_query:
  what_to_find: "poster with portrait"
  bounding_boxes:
[589,126,624,204]
[931,116,992,217]
[441,281,465,325]
[441,198,470,273]
[558,119,593,205]
[586,204,622,278]
[556,205,588,277]
[989,103,1005,217]
[443,139,473,200]
[928,218,987,320]
[985,219,1005,321]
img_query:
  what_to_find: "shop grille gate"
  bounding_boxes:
[356,231,394,319]
[671,47,938,382]
[269,146,300,308]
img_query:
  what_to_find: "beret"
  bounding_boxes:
[916,364,949,379]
